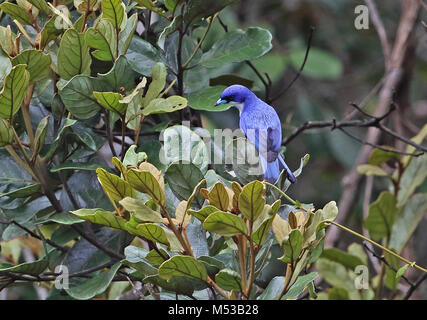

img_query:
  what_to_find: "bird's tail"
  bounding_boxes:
[278,154,297,183]
[262,155,297,184]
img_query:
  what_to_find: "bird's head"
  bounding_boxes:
[215,85,255,107]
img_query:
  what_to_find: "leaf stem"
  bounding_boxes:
[327,221,427,274]
[182,13,217,69]
[263,181,298,206]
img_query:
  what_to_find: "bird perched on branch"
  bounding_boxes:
[215,85,296,184]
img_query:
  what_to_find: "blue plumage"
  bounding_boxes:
[216,85,296,184]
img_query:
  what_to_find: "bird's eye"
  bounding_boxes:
[227,95,235,102]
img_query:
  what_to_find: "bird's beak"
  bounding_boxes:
[215,99,228,106]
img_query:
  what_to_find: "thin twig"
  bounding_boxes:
[270,26,315,103]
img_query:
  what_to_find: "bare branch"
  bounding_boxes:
[283,103,426,155]
[364,0,392,62]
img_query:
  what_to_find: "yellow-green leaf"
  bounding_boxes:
[203,211,248,237]
[93,91,126,115]
[96,168,136,202]
[239,180,265,222]
[71,208,127,230]
[12,49,52,83]
[208,182,229,211]
[119,197,162,223]
[127,168,165,205]
[58,29,91,80]
[158,256,207,281]
[0,65,29,119]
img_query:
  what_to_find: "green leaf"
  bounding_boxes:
[281,272,318,300]
[315,258,355,291]
[119,197,163,223]
[289,47,343,80]
[96,168,136,202]
[258,276,285,300]
[118,13,138,55]
[281,229,303,263]
[159,256,207,281]
[0,258,48,276]
[142,62,167,103]
[164,161,205,207]
[208,182,229,211]
[85,19,117,61]
[27,0,52,15]
[320,248,365,269]
[122,245,157,276]
[161,125,209,173]
[272,214,291,246]
[58,29,91,80]
[384,252,400,291]
[129,223,168,244]
[66,263,121,300]
[364,191,397,241]
[122,145,147,167]
[327,287,349,300]
[146,248,169,265]
[321,201,339,222]
[186,85,231,111]
[40,16,64,49]
[32,115,49,160]
[127,168,165,205]
[253,205,276,246]
[99,55,138,92]
[188,205,218,222]
[93,91,127,115]
[0,183,40,198]
[74,0,99,13]
[0,65,29,119]
[59,75,105,119]
[0,3,34,25]
[389,193,427,252]
[396,264,409,279]
[0,50,12,85]
[183,0,238,23]
[357,164,388,177]
[402,124,427,166]
[201,27,272,68]
[141,96,187,116]
[203,211,248,237]
[134,0,167,17]
[0,119,14,147]
[239,180,265,222]
[397,154,427,207]
[126,37,165,76]
[11,49,52,83]
[70,208,128,230]
[215,269,241,291]
[48,211,84,225]
[368,148,400,166]
[101,0,125,29]
[198,256,224,276]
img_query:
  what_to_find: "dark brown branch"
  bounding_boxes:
[0,218,67,252]
[70,224,125,261]
[363,242,414,287]
[283,103,426,156]
[404,274,427,300]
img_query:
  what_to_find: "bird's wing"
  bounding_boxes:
[240,104,282,162]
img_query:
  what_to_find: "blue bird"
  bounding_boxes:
[215,85,296,184]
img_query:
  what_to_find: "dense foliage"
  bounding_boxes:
[0,0,426,300]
